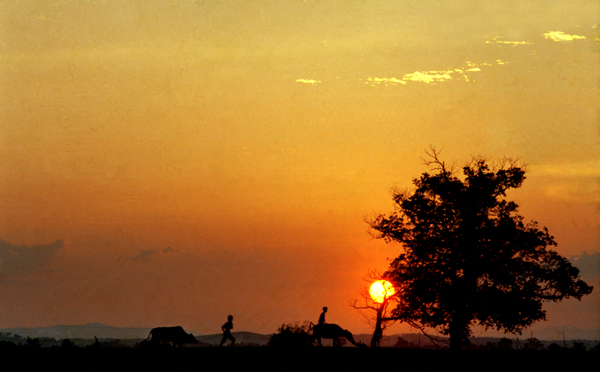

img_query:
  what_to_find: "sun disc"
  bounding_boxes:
[369,280,395,303]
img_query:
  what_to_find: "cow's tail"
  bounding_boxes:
[308,322,314,331]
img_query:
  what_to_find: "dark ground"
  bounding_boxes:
[3,347,597,371]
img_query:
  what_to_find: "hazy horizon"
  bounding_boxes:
[2,321,598,343]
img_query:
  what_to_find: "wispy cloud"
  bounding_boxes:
[543,31,586,42]
[541,182,600,204]
[535,161,600,178]
[569,252,600,281]
[130,249,158,263]
[403,70,454,84]
[0,240,64,280]
[535,161,600,204]
[364,77,407,86]
[120,246,179,264]
[163,246,178,254]
[486,37,534,46]
[365,59,506,86]
[296,79,321,85]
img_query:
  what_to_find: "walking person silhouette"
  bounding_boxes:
[220,315,235,347]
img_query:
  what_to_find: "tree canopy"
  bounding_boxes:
[369,151,593,350]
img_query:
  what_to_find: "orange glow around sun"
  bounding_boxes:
[369,280,395,303]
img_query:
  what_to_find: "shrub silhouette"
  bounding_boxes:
[267,322,314,348]
[0,340,17,348]
[25,337,41,348]
[61,339,75,348]
[393,336,418,348]
[548,343,563,351]
[497,338,514,350]
[571,341,586,352]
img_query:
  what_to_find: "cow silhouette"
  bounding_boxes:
[141,326,198,347]
[310,323,362,347]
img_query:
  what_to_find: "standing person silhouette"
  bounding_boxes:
[318,307,327,325]
[220,315,235,347]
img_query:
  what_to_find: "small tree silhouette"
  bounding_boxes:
[26,337,41,348]
[351,270,399,347]
[523,337,543,350]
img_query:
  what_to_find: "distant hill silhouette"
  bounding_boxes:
[0,323,151,340]
[0,324,271,346]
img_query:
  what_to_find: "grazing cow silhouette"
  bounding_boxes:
[310,323,361,347]
[143,326,198,347]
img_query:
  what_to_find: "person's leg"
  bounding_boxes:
[229,334,236,346]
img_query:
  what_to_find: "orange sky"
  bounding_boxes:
[1,1,598,336]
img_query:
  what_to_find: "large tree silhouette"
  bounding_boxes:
[369,150,593,350]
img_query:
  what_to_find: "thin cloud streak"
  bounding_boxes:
[296,79,321,85]
[119,246,179,264]
[486,37,534,46]
[534,161,600,178]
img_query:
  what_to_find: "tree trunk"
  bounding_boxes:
[449,308,469,350]
[370,305,384,348]
[449,319,463,350]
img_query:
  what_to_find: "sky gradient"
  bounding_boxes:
[1,1,598,337]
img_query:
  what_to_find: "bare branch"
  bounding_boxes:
[422,146,456,177]
[350,299,379,312]
[422,146,446,172]
[405,321,449,348]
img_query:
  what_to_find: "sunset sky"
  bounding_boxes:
[1,1,598,337]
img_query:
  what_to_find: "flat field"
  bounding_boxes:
[3,347,596,371]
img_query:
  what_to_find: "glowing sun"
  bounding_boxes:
[369,280,395,303]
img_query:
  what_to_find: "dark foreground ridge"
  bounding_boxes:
[3,347,597,372]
